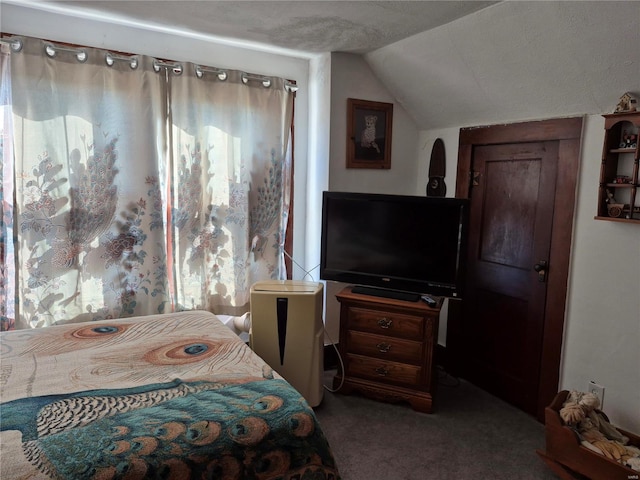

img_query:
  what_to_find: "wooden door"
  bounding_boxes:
[463,142,558,415]
[449,118,583,420]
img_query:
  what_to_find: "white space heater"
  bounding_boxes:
[249,280,324,407]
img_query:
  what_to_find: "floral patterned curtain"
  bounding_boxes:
[6,37,170,329]
[169,66,294,315]
[1,36,295,330]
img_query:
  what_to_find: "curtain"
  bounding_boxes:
[7,37,170,329]
[1,44,16,331]
[1,36,295,329]
[169,66,294,315]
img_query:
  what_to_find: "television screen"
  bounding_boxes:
[320,191,468,299]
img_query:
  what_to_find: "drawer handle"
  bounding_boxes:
[377,317,393,329]
[375,366,389,376]
[376,342,391,353]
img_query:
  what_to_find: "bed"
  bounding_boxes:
[0,310,340,480]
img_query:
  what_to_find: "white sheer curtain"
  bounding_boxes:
[169,66,294,315]
[1,43,16,331]
[8,37,170,329]
[1,36,296,329]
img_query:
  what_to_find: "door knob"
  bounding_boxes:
[534,260,548,282]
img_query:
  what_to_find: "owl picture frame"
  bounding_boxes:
[346,98,393,169]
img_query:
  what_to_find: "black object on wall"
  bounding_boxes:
[427,138,446,197]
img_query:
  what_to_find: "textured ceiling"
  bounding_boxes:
[5,1,639,130]
[48,0,498,54]
[367,1,640,128]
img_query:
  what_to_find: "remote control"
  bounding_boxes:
[420,295,437,307]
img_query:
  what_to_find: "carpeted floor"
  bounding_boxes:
[314,369,558,480]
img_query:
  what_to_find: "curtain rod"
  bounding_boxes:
[1,33,298,91]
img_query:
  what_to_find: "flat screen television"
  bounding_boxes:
[320,191,469,300]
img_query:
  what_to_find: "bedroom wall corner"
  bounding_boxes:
[303,53,335,344]
[323,52,421,344]
[560,114,640,434]
[417,127,462,347]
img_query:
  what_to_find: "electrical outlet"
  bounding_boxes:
[588,380,605,408]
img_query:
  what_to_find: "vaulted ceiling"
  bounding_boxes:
[12,1,640,129]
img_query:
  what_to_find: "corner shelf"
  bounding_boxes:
[595,111,640,224]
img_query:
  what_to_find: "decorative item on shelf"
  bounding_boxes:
[614,92,638,113]
[620,130,638,149]
[613,175,633,184]
[605,188,630,219]
[605,188,616,203]
[607,203,626,218]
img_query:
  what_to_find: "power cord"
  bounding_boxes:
[283,250,319,281]
[281,250,344,392]
[321,326,345,393]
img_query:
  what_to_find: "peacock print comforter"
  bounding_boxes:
[0,310,340,480]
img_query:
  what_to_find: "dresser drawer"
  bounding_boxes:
[346,330,423,364]
[346,354,422,386]
[347,306,425,339]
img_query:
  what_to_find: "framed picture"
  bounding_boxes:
[346,98,393,169]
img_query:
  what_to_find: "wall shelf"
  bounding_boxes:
[595,111,640,223]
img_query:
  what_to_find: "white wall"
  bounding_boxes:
[561,114,640,433]
[328,53,420,194]
[300,53,331,283]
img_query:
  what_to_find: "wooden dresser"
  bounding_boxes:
[333,286,441,413]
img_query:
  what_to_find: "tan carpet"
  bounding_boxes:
[313,369,558,480]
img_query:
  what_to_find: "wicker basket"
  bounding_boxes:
[537,390,640,480]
